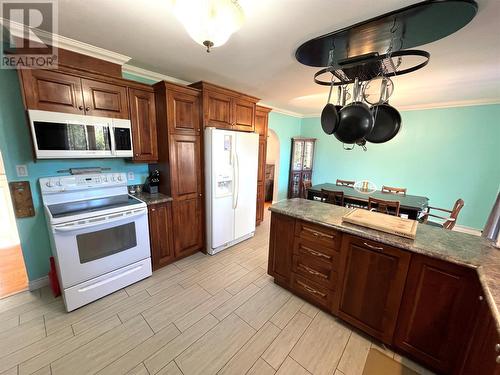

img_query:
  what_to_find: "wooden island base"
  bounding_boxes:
[267,211,499,375]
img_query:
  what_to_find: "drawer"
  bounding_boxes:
[291,273,333,310]
[293,254,338,289]
[295,220,341,250]
[293,238,339,266]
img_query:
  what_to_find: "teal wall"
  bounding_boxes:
[0,69,150,281]
[300,104,500,229]
[268,112,302,201]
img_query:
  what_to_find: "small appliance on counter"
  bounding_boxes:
[143,169,160,194]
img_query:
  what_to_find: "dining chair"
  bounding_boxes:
[421,199,464,230]
[336,179,355,187]
[321,189,345,206]
[382,185,407,195]
[368,197,401,216]
[301,180,312,199]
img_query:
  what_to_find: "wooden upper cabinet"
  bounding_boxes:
[19,69,84,114]
[268,212,296,286]
[148,202,175,270]
[190,82,259,132]
[81,78,129,118]
[335,235,411,343]
[172,197,203,257]
[169,134,202,200]
[167,89,201,135]
[394,255,479,374]
[205,90,232,129]
[129,88,157,162]
[232,97,255,132]
[255,106,271,138]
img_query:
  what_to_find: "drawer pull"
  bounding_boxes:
[303,227,333,240]
[496,343,500,353]
[297,280,327,297]
[299,264,328,279]
[301,245,331,260]
[363,242,384,251]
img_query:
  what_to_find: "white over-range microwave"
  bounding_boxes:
[28,110,134,159]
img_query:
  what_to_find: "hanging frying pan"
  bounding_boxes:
[335,78,374,144]
[320,76,339,135]
[365,79,402,143]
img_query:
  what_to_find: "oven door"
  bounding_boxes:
[51,208,150,288]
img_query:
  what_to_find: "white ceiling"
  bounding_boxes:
[56,0,500,116]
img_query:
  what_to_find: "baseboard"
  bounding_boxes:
[453,225,482,236]
[29,276,49,291]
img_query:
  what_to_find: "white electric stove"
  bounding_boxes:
[40,172,152,311]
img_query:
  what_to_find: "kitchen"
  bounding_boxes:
[0,0,499,374]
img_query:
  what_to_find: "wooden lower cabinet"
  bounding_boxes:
[268,213,295,286]
[394,255,480,374]
[335,235,411,343]
[148,202,174,270]
[172,197,203,258]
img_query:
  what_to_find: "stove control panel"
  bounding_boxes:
[40,173,128,193]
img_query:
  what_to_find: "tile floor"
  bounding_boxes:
[0,211,435,375]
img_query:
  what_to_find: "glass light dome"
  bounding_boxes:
[171,0,245,52]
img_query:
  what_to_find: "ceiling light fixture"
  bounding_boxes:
[170,0,245,52]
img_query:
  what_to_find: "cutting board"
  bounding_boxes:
[342,209,418,239]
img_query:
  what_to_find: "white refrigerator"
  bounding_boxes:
[205,128,259,255]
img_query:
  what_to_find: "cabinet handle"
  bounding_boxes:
[135,153,139,157]
[496,356,500,364]
[78,105,84,110]
[199,193,202,197]
[303,227,333,240]
[151,208,156,212]
[301,245,331,260]
[479,295,484,301]
[298,263,328,279]
[495,343,500,353]
[85,106,90,111]
[297,280,326,297]
[363,242,384,251]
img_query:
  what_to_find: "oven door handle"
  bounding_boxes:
[53,208,147,233]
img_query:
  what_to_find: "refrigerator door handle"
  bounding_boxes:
[234,152,240,209]
[231,150,236,209]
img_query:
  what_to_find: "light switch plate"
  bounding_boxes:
[127,172,134,181]
[16,165,28,177]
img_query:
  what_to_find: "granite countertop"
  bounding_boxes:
[132,192,173,205]
[269,198,500,332]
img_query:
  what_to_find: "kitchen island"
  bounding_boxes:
[268,198,500,375]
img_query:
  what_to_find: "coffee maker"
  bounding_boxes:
[143,169,160,194]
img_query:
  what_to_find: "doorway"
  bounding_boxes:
[0,151,28,298]
[265,129,280,204]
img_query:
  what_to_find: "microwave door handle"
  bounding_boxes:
[109,124,116,155]
[53,208,147,233]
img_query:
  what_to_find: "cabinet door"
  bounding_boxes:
[288,171,302,199]
[232,97,255,132]
[148,202,174,270]
[172,197,203,257]
[256,182,264,225]
[394,255,478,373]
[167,90,200,135]
[169,134,202,200]
[255,108,269,138]
[129,88,157,162]
[302,140,315,170]
[20,70,84,114]
[81,78,129,118]
[459,295,500,375]
[204,90,232,129]
[291,140,304,171]
[335,235,411,343]
[257,138,267,183]
[268,213,295,286]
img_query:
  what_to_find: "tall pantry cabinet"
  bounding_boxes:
[255,106,272,226]
[153,81,204,259]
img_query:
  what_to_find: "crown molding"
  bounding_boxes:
[122,64,190,85]
[258,103,304,118]
[0,18,131,65]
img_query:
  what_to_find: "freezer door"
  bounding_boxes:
[234,132,259,239]
[208,129,235,249]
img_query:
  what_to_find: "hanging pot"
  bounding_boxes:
[335,78,374,144]
[320,75,339,135]
[366,81,402,143]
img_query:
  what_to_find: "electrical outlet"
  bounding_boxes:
[16,165,28,177]
[127,172,135,181]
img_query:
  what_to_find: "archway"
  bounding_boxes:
[266,129,280,203]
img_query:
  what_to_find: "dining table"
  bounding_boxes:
[306,183,429,220]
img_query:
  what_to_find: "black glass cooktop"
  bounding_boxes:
[48,195,142,218]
